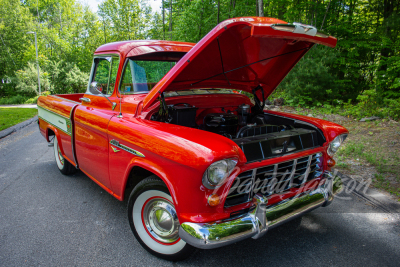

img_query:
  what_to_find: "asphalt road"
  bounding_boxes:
[1,122,399,266]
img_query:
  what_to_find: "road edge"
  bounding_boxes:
[337,171,400,214]
[0,115,38,140]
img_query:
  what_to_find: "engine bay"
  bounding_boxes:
[150,93,326,162]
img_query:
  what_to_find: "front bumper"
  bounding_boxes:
[179,171,342,249]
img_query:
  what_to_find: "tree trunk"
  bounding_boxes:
[320,0,331,30]
[199,0,204,41]
[169,0,172,40]
[102,18,107,43]
[378,0,395,92]
[217,0,220,24]
[258,0,264,17]
[256,0,258,16]
[162,0,165,40]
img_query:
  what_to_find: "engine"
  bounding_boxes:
[150,102,325,162]
[151,102,287,139]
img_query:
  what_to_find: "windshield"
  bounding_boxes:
[120,59,177,94]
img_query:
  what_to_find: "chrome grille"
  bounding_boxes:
[225,153,322,207]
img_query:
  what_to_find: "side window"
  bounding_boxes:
[108,57,119,95]
[92,58,110,94]
[90,56,119,95]
[120,62,134,94]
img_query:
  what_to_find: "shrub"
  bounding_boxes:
[46,61,89,94]
[276,45,347,106]
[15,62,51,95]
[65,65,89,93]
[0,94,27,105]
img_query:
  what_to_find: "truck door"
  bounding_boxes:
[74,55,120,191]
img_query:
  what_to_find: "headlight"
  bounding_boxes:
[202,159,237,189]
[327,134,348,156]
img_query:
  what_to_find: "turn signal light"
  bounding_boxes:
[208,194,220,206]
[327,158,336,168]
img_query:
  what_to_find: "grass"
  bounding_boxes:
[0,108,38,131]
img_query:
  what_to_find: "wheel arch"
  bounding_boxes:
[45,125,66,157]
[121,161,177,205]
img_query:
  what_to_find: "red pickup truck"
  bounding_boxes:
[38,17,348,261]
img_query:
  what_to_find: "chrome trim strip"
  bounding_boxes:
[51,95,80,104]
[38,105,69,119]
[109,139,145,157]
[69,104,79,168]
[179,171,342,249]
[163,89,238,98]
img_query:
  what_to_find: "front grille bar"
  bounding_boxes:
[225,153,323,207]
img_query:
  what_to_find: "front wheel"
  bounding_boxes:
[127,176,196,261]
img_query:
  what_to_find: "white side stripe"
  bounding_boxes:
[38,107,70,134]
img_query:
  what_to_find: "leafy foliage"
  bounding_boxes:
[0,0,398,120]
[15,62,51,95]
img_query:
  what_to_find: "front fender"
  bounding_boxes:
[107,117,243,223]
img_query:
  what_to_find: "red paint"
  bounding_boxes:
[37,17,347,225]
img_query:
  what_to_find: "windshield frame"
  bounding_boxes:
[118,55,181,96]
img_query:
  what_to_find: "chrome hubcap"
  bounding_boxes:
[142,198,179,243]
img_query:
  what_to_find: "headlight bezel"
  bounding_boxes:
[202,159,238,189]
[327,134,348,156]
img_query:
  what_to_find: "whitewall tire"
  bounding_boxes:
[127,176,196,261]
[53,136,76,175]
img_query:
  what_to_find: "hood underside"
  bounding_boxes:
[143,17,337,110]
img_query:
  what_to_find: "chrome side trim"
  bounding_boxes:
[37,105,69,119]
[179,171,342,249]
[164,89,238,98]
[51,95,80,104]
[109,139,145,157]
[69,104,79,168]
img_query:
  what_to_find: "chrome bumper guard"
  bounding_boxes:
[179,171,342,249]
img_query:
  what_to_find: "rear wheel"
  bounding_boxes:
[127,176,196,261]
[53,137,76,175]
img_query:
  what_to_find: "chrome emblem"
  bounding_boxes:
[111,146,120,153]
[109,139,145,157]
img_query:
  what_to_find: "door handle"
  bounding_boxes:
[79,97,91,103]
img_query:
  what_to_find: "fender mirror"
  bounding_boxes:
[89,81,117,110]
[89,82,101,95]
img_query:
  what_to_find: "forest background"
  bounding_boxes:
[0,0,399,119]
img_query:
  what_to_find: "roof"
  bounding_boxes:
[94,40,196,57]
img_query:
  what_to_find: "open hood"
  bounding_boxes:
[142,17,337,110]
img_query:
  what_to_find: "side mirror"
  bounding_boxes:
[88,81,117,110]
[89,81,102,95]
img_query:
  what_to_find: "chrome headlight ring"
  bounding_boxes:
[202,159,238,189]
[327,134,348,157]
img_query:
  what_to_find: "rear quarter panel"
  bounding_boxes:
[37,95,80,166]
